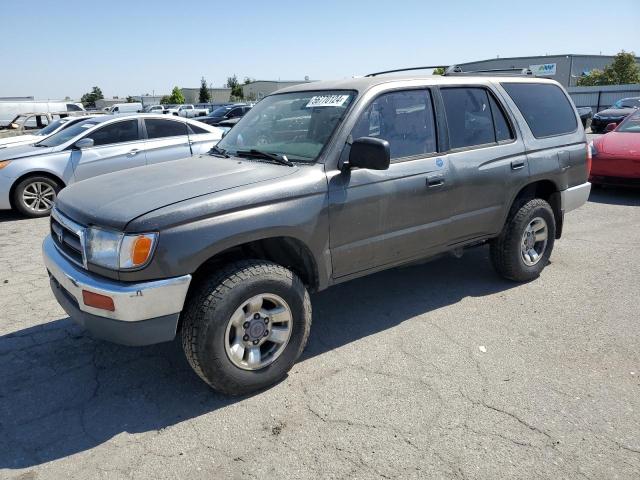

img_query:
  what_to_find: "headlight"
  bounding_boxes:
[85,227,157,270]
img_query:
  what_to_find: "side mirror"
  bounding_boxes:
[348,137,390,170]
[74,138,94,149]
[604,122,617,132]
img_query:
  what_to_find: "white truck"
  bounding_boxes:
[0,100,84,127]
[166,104,208,118]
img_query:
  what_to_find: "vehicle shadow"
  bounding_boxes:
[0,210,30,223]
[588,186,640,206]
[0,246,516,469]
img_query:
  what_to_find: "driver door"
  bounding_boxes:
[328,89,453,278]
[71,119,146,181]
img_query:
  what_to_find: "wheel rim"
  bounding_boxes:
[224,293,293,371]
[22,181,56,213]
[521,216,548,266]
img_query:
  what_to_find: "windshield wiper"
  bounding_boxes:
[209,145,229,158]
[236,149,294,167]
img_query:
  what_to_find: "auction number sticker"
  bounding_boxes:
[306,95,350,108]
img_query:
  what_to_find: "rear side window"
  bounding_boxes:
[441,88,496,149]
[351,89,437,160]
[88,120,139,146]
[189,123,209,134]
[502,83,577,138]
[145,119,187,138]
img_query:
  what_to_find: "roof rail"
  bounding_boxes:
[444,65,533,76]
[365,65,448,77]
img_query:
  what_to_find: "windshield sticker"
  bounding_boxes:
[306,95,350,108]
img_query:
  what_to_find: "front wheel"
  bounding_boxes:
[12,175,61,218]
[490,198,556,282]
[181,260,312,395]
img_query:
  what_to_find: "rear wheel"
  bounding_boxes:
[181,260,312,395]
[490,198,555,282]
[12,175,61,218]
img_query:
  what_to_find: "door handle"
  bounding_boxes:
[426,176,445,188]
[511,159,525,170]
[127,149,140,156]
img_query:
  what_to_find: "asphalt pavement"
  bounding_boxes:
[0,186,639,480]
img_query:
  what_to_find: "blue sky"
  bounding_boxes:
[1,0,638,100]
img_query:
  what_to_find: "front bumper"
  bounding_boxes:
[43,235,192,345]
[560,182,591,213]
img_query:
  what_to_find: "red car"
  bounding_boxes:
[590,110,640,186]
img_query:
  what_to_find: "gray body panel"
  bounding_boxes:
[50,75,589,293]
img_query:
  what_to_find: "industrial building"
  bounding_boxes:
[455,54,640,87]
[181,87,232,104]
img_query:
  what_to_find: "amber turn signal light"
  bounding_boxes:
[82,290,115,312]
[131,235,153,266]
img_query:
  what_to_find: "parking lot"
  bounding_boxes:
[0,181,637,479]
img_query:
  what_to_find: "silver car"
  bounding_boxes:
[0,114,223,217]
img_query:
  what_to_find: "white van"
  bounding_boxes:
[108,103,142,115]
[0,101,84,126]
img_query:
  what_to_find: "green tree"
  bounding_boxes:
[432,67,447,75]
[199,76,210,103]
[80,86,104,108]
[167,86,186,104]
[126,96,136,103]
[577,50,640,86]
[160,95,171,105]
[226,75,244,100]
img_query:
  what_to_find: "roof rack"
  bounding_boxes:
[365,65,448,77]
[443,66,533,76]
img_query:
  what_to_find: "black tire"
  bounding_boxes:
[12,175,61,218]
[181,260,312,395]
[490,198,556,282]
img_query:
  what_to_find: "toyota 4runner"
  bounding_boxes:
[43,71,591,395]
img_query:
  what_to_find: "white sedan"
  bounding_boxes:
[0,114,223,217]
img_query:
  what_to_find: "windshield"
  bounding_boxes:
[612,98,640,109]
[211,106,232,116]
[217,90,355,162]
[35,118,68,136]
[617,111,640,133]
[36,119,101,147]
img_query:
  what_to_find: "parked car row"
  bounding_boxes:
[0,114,222,217]
[0,114,102,148]
[589,97,640,133]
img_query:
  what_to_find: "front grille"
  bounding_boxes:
[51,210,85,268]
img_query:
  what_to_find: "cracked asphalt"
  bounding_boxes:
[1,187,639,480]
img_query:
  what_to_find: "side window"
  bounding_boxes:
[488,94,514,142]
[189,124,209,134]
[145,119,188,139]
[501,83,577,138]
[441,88,495,149]
[66,103,82,112]
[87,120,139,146]
[350,89,437,160]
[228,108,242,118]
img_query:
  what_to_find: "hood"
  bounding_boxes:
[595,108,635,118]
[0,143,58,160]
[0,134,39,148]
[56,155,301,230]
[596,132,640,156]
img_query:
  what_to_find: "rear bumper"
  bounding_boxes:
[43,235,191,345]
[560,182,591,213]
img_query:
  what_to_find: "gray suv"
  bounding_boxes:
[43,73,591,395]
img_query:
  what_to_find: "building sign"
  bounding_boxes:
[529,63,557,76]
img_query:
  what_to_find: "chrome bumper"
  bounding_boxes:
[560,182,591,213]
[43,235,191,322]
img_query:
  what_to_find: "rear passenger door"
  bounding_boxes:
[438,86,528,243]
[71,119,146,181]
[329,88,453,278]
[143,118,193,165]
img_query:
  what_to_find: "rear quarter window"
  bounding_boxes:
[501,83,577,138]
